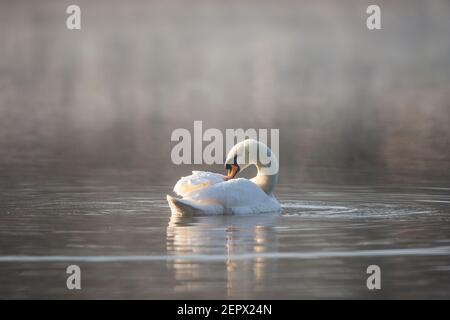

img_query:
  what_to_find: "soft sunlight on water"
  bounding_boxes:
[1,0,450,299]
[1,170,449,299]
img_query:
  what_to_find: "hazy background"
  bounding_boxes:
[1,0,450,300]
[1,0,449,184]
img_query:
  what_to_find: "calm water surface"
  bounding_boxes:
[1,0,450,300]
[0,170,449,299]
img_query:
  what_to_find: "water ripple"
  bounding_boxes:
[1,246,450,263]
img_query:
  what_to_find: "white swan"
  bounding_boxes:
[167,139,281,216]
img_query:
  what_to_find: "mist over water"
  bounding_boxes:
[0,0,450,299]
[1,0,450,181]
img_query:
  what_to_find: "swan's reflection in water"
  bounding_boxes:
[166,214,279,298]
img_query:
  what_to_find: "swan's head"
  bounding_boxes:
[224,139,278,180]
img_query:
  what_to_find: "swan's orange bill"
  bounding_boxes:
[226,164,239,180]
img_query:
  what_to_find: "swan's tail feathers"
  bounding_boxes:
[167,195,199,216]
[166,195,223,216]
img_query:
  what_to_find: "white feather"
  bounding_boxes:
[167,139,281,216]
[169,171,280,216]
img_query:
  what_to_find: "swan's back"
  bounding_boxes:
[170,172,281,216]
[173,171,225,197]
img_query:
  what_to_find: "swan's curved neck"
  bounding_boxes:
[250,150,279,195]
[252,170,278,195]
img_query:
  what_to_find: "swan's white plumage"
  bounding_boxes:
[167,139,281,216]
[173,171,225,197]
[168,171,281,216]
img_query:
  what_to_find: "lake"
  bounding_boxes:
[1,169,449,299]
[1,0,450,299]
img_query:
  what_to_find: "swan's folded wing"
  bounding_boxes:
[183,178,281,214]
[173,171,226,197]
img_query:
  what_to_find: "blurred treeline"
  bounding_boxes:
[0,0,449,181]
